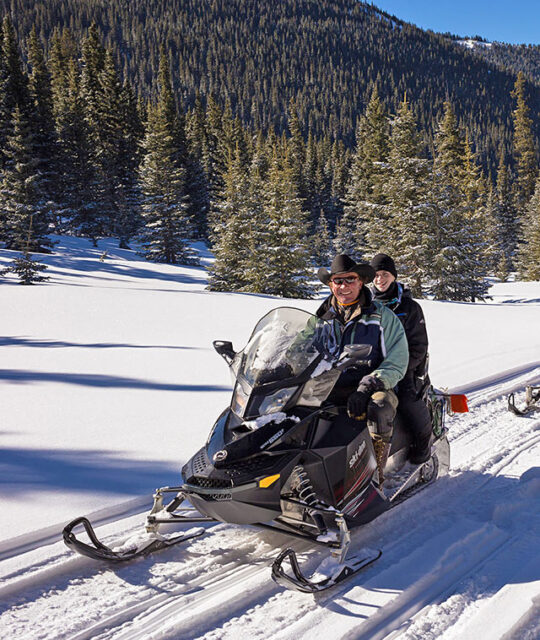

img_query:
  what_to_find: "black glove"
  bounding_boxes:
[347,375,385,420]
[347,390,370,419]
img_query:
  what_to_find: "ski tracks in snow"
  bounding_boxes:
[1,368,539,640]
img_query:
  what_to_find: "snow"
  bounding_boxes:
[1,236,539,639]
[243,412,299,430]
[456,38,493,50]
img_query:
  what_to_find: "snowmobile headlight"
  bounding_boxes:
[259,387,296,415]
[231,381,251,418]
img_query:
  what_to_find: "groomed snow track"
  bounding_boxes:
[1,367,539,640]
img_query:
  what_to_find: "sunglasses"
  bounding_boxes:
[330,276,360,285]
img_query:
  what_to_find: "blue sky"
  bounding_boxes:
[370,1,539,44]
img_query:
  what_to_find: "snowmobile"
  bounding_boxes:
[63,307,468,592]
[508,386,540,416]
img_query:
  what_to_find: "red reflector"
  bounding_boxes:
[450,394,469,413]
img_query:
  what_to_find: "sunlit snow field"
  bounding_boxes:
[0,235,538,540]
[1,236,539,640]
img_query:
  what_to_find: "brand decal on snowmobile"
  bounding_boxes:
[213,450,228,462]
[348,441,366,468]
[209,492,232,501]
[260,428,285,450]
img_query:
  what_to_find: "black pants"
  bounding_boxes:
[397,374,432,454]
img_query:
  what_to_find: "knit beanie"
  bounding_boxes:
[370,253,397,278]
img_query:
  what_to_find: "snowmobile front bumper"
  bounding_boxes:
[179,480,283,524]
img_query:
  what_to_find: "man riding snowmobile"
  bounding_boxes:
[316,254,409,487]
[63,256,466,592]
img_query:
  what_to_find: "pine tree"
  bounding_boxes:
[511,72,538,215]
[0,105,51,252]
[0,16,31,169]
[115,80,144,247]
[207,146,254,291]
[327,139,348,231]
[185,94,211,239]
[27,27,61,208]
[138,52,197,264]
[287,97,306,205]
[484,184,510,280]
[495,145,518,267]
[382,96,432,296]
[342,87,390,257]
[92,51,143,245]
[57,58,100,242]
[78,23,108,237]
[517,175,540,280]
[461,135,491,300]
[2,215,49,284]
[428,102,489,301]
[250,149,316,298]
[311,209,333,267]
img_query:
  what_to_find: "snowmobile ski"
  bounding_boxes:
[62,516,205,563]
[271,547,382,593]
[508,386,540,416]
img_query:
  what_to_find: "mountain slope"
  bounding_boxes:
[4,0,539,169]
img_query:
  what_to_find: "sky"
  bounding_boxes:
[370,1,540,45]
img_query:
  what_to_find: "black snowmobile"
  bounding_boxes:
[63,307,468,592]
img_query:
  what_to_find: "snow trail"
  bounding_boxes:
[1,375,538,640]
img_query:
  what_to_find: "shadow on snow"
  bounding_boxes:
[0,336,200,350]
[0,369,231,391]
[0,447,181,496]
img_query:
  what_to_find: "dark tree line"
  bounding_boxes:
[2,0,539,177]
[0,18,538,296]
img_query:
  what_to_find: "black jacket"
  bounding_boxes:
[371,282,428,379]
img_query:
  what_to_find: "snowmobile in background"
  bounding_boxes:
[63,307,468,593]
[508,386,540,416]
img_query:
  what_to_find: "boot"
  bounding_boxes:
[372,436,391,488]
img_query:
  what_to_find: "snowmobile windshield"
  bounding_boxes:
[232,307,331,387]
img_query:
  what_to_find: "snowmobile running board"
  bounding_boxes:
[272,547,382,593]
[62,516,205,563]
[508,386,540,416]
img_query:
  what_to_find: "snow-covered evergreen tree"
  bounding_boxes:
[517,175,540,280]
[340,87,390,258]
[494,145,518,268]
[512,72,538,215]
[2,215,49,284]
[27,27,60,209]
[0,105,52,252]
[250,149,316,298]
[207,146,255,291]
[484,184,510,281]
[138,52,197,264]
[311,209,333,267]
[380,96,432,296]
[2,249,49,284]
[427,102,489,301]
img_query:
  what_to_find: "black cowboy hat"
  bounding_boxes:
[317,254,375,285]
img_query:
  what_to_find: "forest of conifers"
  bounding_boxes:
[0,0,539,297]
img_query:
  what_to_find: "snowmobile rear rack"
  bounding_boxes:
[508,386,540,416]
